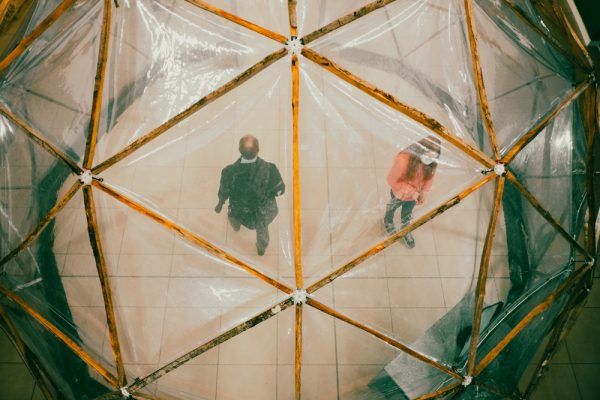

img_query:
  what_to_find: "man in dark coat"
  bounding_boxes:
[215,135,285,255]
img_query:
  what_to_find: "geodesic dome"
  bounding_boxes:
[0,0,597,399]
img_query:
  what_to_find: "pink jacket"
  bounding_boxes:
[387,151,435,201]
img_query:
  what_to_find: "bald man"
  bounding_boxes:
[215,135,285,256]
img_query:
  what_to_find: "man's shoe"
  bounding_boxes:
[229,219,241,232]
[257,246,266,256]
[402,232,415,249]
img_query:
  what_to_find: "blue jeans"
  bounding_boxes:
[384,190,416,232]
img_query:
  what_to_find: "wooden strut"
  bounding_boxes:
[463,0,500,160]
[307,298,462,380]
[0,0,77,73]
[127,298,295,393]
[500,0,589,72]
[0,306,55,400]
[295,304,302,400]
[301,0,399,45]
[523,277,588,398]
[467,176,505,376]
[82,186,127,387]
[184,0,287,44]
[82,0,111,169]
[0,180,81,267]
[474,261,593,375]
[582,86,598,256]
[92,180,293,295]
[414,381,462,400]
[505,171,592,260]
[0,105,82,174]
[291,54,303,289]
[549,1,594,71]
[301,48,495,169]
[288,0,297,37]
[501,78,591,164]
[307,173,496,294]
[0,285,119,387]
[92,48,288,175]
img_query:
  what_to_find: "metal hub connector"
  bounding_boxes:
[291,289,308,305]
[286,36,303,55]
[120,387,132,399]
[462,375,473,387]
[79,169,94,186]
[493,163,506,176]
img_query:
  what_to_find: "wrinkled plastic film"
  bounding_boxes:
[0,0,593,399]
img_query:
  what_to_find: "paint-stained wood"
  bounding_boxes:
[83,186,126,386]
[83,0,112,169]
[464,0,499,160]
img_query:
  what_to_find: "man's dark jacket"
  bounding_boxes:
[218,157,285,228]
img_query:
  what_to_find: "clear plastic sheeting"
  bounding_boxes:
[0,0,595,399]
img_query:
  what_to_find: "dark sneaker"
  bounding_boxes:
[257,246,266,256]
[384,221,396,236]
[229,218,241,232]
[402,232,415,249]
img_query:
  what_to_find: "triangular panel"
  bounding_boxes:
[92,186,287,378]
[95,0,282,166]
[299,59,485,283]
[309,0,482,147]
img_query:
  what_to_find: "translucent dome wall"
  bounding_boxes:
[0,0,597,399]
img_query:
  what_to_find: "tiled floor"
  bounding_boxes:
[0,1,593,399]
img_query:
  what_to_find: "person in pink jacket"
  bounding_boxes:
[384,136,441,248]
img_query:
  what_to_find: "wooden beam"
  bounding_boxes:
[474,262,592,375]
[83,0,111,169]
[0,180,81,267]
[301,0,398,45]
[92,48,287,175]
[464,0,500,160]
[83,186,126,386]
[93,181,293,295]
[128,298,294,392]
[288,0,297,37]
[184,0,287,44]
[301,48,495,168]
[467,176,505,375]
[501,78,590,164]
[307,173,496,294]
[0,104,82,174]
[295,305,302,400]
[0,0,77,73]
[307,298,463,380]
[291,54,303,289]
[0,285,119,387]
